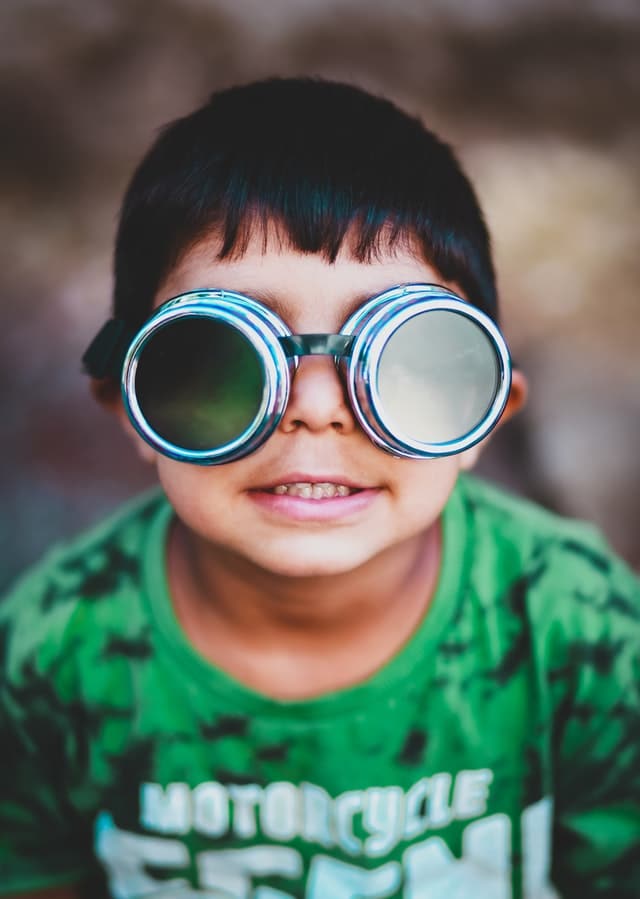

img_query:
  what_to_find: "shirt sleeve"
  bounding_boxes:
[546,538,640,898]
[0,572,95,893]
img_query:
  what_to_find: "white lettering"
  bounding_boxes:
[404,818,512,899]
[404,836,455,894]
[255,890,296,899]
[428,773,452,827]
[193,781,229,837]
[453,768,493,820]
[95,811,190,898]
[363,786,405,856]
[463,813,511,874]
[404,778,430,839]
[198,845,302,895]
[262,781,301,842]
[229,783,262,839]
[140,782,190,835]
[307,854,401,898]
[522,796,558,898]
[98,790,563,899]
[452,769,493,820]
[334,790,364,855]
[301,782,335,848]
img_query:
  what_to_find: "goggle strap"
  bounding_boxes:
[280,333,354,358]
[82,318,134,379]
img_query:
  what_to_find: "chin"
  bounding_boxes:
[249,538,376,579]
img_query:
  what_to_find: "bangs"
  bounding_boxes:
[214,204,414,266]
[114,78,497,329]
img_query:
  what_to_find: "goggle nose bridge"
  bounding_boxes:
[279,334,355,358]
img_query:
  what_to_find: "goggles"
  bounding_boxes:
[83,283,512,465]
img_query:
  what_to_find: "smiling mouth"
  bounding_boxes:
[264,482,362,499]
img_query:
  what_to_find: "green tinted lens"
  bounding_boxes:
[377,310,500,444]
[134,317,265,450]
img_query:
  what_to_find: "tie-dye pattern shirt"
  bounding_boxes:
[1,475,639,898]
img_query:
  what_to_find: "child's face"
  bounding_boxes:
[121,227,518,578]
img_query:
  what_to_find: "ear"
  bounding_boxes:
[90,378,157,465]
[458,367,529,472]
[498,367,529,426]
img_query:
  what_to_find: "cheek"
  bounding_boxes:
[155,459,234,534]
[388,457,461,530]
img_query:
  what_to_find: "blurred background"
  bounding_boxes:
[2,0,639,590]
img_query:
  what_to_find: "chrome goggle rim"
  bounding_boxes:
[342,287,512,458]
[120,284,511,464]
[121,291,292,464]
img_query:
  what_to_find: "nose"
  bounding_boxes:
[278,356,357,436]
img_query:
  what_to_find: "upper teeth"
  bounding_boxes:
[271,482,353,498]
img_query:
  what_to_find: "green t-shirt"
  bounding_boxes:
[1,475,638,898]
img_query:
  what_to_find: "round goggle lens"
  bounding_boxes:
[134,317,265,451]
[376,310,500,445]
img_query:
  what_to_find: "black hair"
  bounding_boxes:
[113,77,498,329]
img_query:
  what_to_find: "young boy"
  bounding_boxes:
[1,78,638,899]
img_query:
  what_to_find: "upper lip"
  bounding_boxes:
[252,472,371,491]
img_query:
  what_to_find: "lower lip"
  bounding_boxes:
[248,489,380,522]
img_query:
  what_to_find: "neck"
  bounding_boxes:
[166,520,443,698]
[172,522,440,632]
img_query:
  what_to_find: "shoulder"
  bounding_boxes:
[449,478,639,751]
[458,473,605,548]
[457,474,640,646]
[0,489,169,686]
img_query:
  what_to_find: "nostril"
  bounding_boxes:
[278,356,356,435]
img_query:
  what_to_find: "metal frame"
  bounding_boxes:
[121,290,292,464]
[112,284,512,464]
[342,285,512,458]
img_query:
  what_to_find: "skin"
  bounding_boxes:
[107,227,527,700]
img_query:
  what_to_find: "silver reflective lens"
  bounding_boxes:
[376,309,500,444]
[344,286,511,458]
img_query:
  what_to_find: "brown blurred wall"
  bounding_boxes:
[2,0,639,590]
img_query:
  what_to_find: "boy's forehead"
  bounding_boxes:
[155,227,461,327]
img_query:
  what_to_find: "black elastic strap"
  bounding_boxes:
[82,319,133,379]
